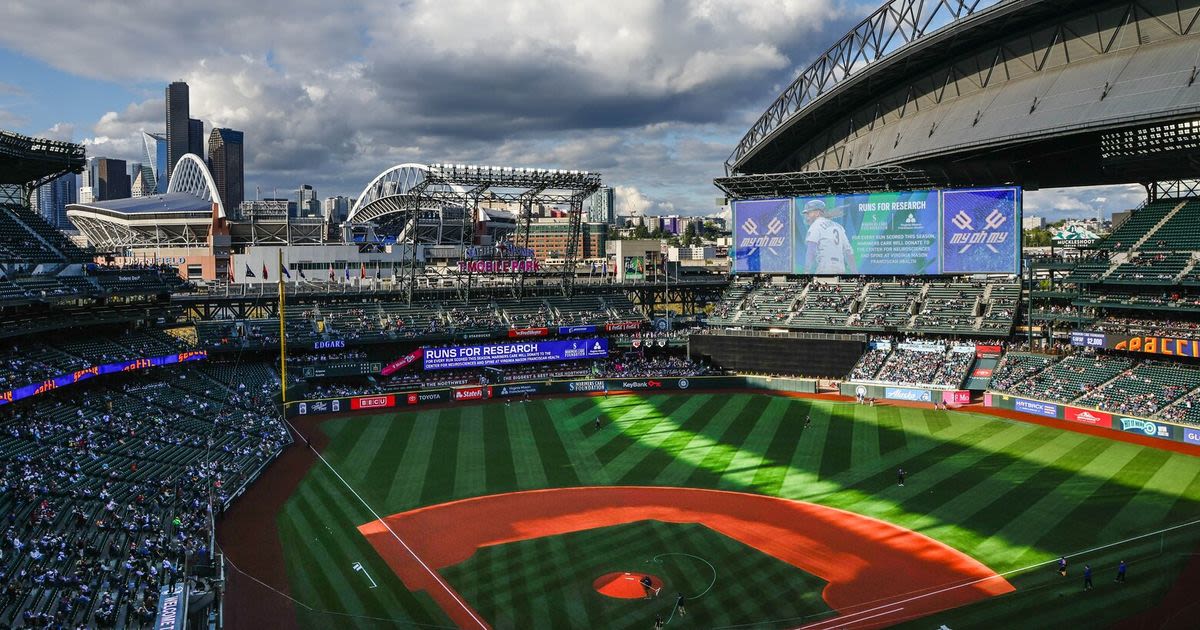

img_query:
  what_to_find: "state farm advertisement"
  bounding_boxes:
[453,386,485,401]
[351,395,396,410]
[1064,407,1112,426]
[380,348,423,376]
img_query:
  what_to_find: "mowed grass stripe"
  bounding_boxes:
[875,405,908,455]
[303,470,444,622]
[776,402,835,498]
[322,416,378,480]
[482,408,518,493]
[818,404,856,479]
[920,431,1095,544]
[849,402,883,469]
[453,406,488,498]
[717,397,791,491]
[974,437,1123,569]
[525,401,581,487]
[590,397,663,462]
[604,394,710,485]
[1161,466,1200,526]
[649,395,749,487]
[623,394,737,484]
[605,395,703,482]
[592,395,671,466]
[382,414,440,510]
[749,399,810,496]
[419,408,463,505]
[684,395,771,489]
[1026,447,1173,558]
[505,405,550,489]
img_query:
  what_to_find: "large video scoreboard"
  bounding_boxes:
[732,187,1021,275]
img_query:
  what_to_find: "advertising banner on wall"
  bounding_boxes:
[623,256,646,280]
[732,198,794,273]
[423,338,609,371]
[1113,335,1200,358]
[380,348,423,376]
[1014,398,1059,418]
[1183,426,1200,446]
[794,190,939,275]
[1069,331,1107,348]
[350,394,396,411]
[0,350,208,408]
[1116,417,1177,440]
[1064,407,1112,426]
[941,390,971,405]
[940,187,1020,274]
[885,387,933,402]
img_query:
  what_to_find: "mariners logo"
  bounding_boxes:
[950,208,1009,253]
[678,379,690,390]
[739,216,787,256]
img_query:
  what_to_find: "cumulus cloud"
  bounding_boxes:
[1024,184,1145,222]
[0,0,863,207]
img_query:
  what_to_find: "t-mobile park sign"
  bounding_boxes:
[423,338,608,371]
[457,260,540,273]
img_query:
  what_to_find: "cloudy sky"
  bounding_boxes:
[0,0,1141,220]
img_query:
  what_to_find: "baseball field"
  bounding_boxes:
[267,392,1200,629]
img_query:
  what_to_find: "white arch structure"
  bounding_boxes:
[347,163,466,224]
[167,153,226,218]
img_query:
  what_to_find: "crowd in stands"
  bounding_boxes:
[0,329,190,394]
[0,360,288,628]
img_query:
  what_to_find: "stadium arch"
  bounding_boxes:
[166,152,227,218]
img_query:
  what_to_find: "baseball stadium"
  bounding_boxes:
[3,0,1200,629]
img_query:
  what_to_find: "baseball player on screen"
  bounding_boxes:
[802,199,857,275]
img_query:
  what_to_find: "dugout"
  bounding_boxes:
[688,330,866,379]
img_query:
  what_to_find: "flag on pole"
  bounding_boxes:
[344,265,350,281]
[245,264,256,279]
[299,268,306,279]
[375,269,381,279]
[228,263,235,284]
[328,263,334,281]
[262,263,269,280]
[282,265,291,279]
[360,262,366,279]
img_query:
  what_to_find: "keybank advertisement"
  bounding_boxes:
[423,338,609,371]
[940,187,1021,274]
[731,187,1021,276]
[793,190,939,275]
[732,198,793,273]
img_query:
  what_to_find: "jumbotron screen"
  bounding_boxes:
[731,187,1021,275]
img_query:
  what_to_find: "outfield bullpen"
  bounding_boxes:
[237,393,1200,629]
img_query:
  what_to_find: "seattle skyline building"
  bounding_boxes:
[188,118,204,157]
[141,131,168,193]
[585,185,616,225]
[94,157,130,201]
[32,173,77,229]
[165,81,190,181]
[207,128,245,210]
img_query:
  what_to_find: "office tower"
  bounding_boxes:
[585,186,615,225]
[207,128,244,209]
[94,158,130,201]
[34,173,77,228]
[188,118,204,157]
[141,132,168,193]
[165,82,190,181]
[322,196,351,223]
[297,185,319,217]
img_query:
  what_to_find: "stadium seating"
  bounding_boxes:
[1075,360,1200,417]
[0,360,288,628]
[1095,199,1177,251]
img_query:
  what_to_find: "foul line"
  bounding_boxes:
[712,516,1200,630]
[286,418,489,630]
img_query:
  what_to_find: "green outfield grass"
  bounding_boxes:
[276,393,1200,629]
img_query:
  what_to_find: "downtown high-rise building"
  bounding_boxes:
[322,196,352,223]
[297,185,320,217]
[165,82,190,182]
[95,157,131,201]
[32,173,77,228]
[141,132,168,193]
[188,118,204,157]
[585,186,616,225]
[207,128,244,209]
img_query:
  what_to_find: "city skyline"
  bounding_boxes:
[0,1,1145,221]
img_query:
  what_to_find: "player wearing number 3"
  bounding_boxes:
[803,199,857,275]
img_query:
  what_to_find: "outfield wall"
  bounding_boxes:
[284,374,817,417]
[984,391,1200,447]
[839,382,971,405]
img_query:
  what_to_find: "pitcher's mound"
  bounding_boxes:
[593,572,663,599]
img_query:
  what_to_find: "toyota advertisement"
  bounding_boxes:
[422,338,609,371]
[731,186,1021,276]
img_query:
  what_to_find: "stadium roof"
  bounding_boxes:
[71,192,214,216]
[0,129,85,187]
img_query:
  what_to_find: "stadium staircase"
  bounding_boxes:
[1130,199,1190,250]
